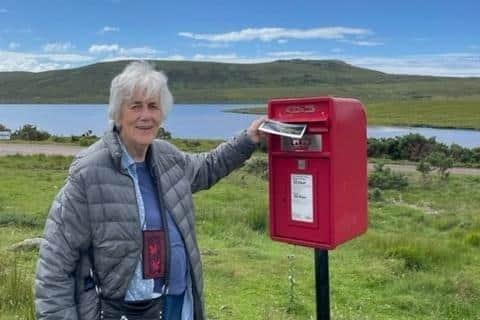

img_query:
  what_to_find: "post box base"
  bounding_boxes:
[270,235,337,250]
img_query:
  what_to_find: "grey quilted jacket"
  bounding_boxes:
[35,129,257,319]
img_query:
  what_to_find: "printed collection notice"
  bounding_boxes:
[291,174,313,222]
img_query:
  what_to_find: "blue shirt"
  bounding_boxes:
[120,142,187,301]
[136,162,188,295]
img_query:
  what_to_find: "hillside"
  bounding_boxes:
[0,59,479,103]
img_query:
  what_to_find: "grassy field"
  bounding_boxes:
[229,96,480,131]
[1,153,479,319]
[366,96,480,130]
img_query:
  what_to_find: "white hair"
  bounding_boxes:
[108,60,173,129]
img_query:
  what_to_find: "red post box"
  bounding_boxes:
[268,96,368,249]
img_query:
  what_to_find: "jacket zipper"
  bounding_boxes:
[121,168,143,251]
[118,168,146,296]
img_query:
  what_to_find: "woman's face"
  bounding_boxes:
[119,89,164,150]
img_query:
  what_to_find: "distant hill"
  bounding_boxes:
[0,59,479,103]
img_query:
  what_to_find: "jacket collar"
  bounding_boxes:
[103,127,158,173]
[103,128,124,171]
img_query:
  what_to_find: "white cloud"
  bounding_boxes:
[345,53,480,77]
[0,50,93,72]
[192,42,230,49]
[45,54,93,63]
[43,42,75,52]
[165,55,186,60]
[102,54,186,63]
[89,43,120,54]
[99,26,120,34]
[277,39,288,44]
[88,44,158,57]
[193,53,239,61]
[8,42,20,50]
[0,8,7,13]
[349,40,383,46]
[179,26,371,43]
[120,46,157,55]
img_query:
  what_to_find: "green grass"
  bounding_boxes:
[0,137,224,152]
[0,155,479,319]
[366,96,480,130]
[229,96,480,131]
[0,155,71,218]
[0,252,36,320]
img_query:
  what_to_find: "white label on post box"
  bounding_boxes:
[291,174,314,223]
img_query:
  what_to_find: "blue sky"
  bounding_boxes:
[0,0,479,76]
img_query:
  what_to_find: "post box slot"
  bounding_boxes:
[280,134,323,152]
[270,151,331,158]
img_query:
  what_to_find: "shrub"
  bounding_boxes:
[368,163,408,189]
[427,152,453,180]
[244,200,268,232]
[416,160,432,184]
[367,137,388,158]
[187,140,201,147]
[79,136,98,146]
[386,245,426,271]
[464,233,480,247]
[368,187,384,201]
[0,212,44,228]
[449,144,474,164]
[50,135,70,143]
[157,127,172,139]
[384,138,402,160]
[397,133,437,161]
[473,148,480,163]
[383,239,452,272]
[242,157,268,179]
[367,134,479,166]
[0,257,36,319]
[11,124,50,141]
[177,139,202,150]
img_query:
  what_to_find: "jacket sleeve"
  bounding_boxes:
[183,130,257,193]
[35,173,91,320]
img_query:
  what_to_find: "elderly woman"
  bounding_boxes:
[35,61,264,320]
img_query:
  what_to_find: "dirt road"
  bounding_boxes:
[0,143,83,156]
[1,143,480,176]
